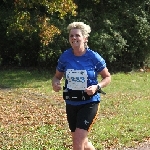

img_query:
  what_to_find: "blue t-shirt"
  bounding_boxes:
[56,48,106,105]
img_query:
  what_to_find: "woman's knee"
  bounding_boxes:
[72,128,88,147]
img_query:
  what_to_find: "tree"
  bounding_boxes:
[0,0,77,67]
[74,0,150,71]
[1,0,150,71]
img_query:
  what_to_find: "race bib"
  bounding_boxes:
[66,69,87,90]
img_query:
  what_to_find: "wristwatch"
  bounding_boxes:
[97,84,106,95]
[97,84,101,92]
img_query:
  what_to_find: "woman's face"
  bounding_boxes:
[69,29,87,49]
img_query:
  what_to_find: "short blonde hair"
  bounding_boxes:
[67,22,91,38]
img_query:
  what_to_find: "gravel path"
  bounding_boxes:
[122,139,150,150]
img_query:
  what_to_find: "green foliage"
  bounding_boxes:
[0,0,76,67]
[0,0,150,71]
[73,0,150,71]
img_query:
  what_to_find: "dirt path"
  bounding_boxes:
[122,139,150,150]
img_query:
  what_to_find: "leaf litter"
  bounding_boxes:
[0,88,70,149]
[0,88,150,150]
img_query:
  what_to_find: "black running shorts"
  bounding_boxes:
[66,102,100,132]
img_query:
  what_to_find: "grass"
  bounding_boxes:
[0,69,150,149]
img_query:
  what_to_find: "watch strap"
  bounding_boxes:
[97,84,106,95]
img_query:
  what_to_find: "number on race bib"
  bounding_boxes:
[66,69,87,90]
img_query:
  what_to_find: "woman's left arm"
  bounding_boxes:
[85,67,111,95]
[98,67,111,88]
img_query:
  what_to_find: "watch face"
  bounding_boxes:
[97,85,101,90]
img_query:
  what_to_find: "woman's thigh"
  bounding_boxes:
[66,102,100,132]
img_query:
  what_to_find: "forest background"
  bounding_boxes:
[0,0,150,72]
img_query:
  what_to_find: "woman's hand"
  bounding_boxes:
[85,85,97,95]
[52,82,61,92]
[52,70,64,92]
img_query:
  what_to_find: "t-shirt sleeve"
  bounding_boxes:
[56,54,65,72]
[94,52,106,72]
